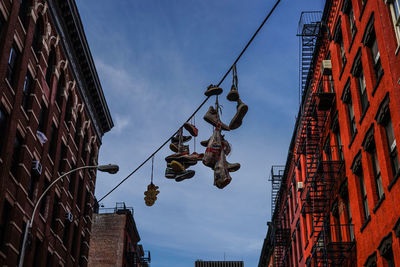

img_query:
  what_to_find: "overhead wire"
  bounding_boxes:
[98,0,281,202]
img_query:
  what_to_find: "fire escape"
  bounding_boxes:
[296,8,355,267]
[269,166,290,267]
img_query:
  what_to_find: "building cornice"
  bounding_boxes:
[47,0,113,139]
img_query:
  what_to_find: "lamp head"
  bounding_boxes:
[97,164,119,174]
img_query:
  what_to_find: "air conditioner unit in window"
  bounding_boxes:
[321,60,332,75]
[32,160,42,176]
[65,211,73,223]
[297,182,304,191]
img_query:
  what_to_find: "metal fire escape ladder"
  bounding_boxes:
[296,6,355,265]
[269,166,290,267]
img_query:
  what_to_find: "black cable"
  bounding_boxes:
[98,0,281,202]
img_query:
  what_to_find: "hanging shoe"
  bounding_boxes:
[221,138,231,156]
[200,139,209,147]
[226,84,239,102]
[175,169,195,182]
[165,167,177,179]
[203,106,230,131]
[165,151,189,163]
[170,160,185,173]
[183,122,198,137]
[204,84,223,97]
[190,152,204,161]
[169,143,189,153]
[171,135,192,143]
[226,162,240,172]
[229,99,248,130]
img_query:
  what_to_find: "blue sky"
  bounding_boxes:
[76,0,324,266]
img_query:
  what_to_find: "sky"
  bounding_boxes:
[75,0,325,266]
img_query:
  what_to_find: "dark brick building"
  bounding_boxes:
[260,0,400,266]
[88,203,150,267]
[0,0,113,266]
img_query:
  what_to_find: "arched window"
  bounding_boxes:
[45,47,55,88]
[56,71,65,107]
[32,16,43,57]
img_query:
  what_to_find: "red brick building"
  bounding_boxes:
[0,0,113,266]
[88,203,150,267]
[259,0,400,266]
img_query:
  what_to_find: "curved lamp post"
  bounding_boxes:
[18,164,119,267]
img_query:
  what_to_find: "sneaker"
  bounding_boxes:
[229,99,248,130]
[226,162,240,172]
[222,139,231,156]
[170,160,185,172]
[204,84,223,97]
[165,151,189,163]
[169,143,189,153]
[226,84,239,102]
[183,122,198,137]
[200,139,209,147]
[203,106,230,131]
[190,152,204,161]
[171,135,192,143]
[175,169,195,182]
[165,167,177,179]
[214,166,232,189]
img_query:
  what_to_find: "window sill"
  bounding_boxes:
[373,193,385,214]
[360,215,371,232]
[348,130,358,148]
[359,102,370,125]
[388,170,400,191]
[372,71,384,96]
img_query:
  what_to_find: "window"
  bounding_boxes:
[69,163,77,197]
[48,124,58,160]
[332,202,342,242]
[18,0,30,28]
[0,108,8,153]
[45,48,55,88]
[341,184,355,241]
[32,17,43,57]
[65,96,72,123]
[302,213,309,246]
[338,29,346,67]
[0,200,12,251]
[358,170,370,221]
[7,44,20,86]
[28,169,38,200]
[383,114,400,178]
[292,230,298,264]
[32,238,43,267]
[387,0,400,44]
[55,71,64,107]
[51,195,60,231]
[38,101,47,132]
[296,220,303,260]
[22,72,33,111]
[75,115,82,146]
[370,143,384,201]
[334,126,344,161]
[344,1,357,38]
[347,97,357,137]
[356,68,368,114]
[40,179,49,217]
[58,143,67,175]
[11,133,23,176]
[367,30,383,83]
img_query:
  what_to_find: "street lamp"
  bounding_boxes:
[18,164,119,267]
